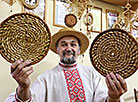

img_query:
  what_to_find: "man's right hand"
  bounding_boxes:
[11,59,34,101]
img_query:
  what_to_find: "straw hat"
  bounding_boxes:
[50,27,89,54]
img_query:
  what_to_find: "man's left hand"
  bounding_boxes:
[105,72,127,102]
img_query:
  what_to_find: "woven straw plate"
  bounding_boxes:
[0,13,51,65]
[64,14,77,27]
[90,29,138,79]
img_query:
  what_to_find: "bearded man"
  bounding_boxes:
[6,27,127,102]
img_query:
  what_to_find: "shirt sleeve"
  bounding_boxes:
[92,72,108,102]
[30,74,47,102]
[15,93,32,102]
[5,92,32,102]
[5,74,47,102]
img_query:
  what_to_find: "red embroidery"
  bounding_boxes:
[15,93,32,102]
[63,69,86,102]
[15,94,21,102]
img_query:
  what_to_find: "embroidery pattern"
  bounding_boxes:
[63,69,86,102]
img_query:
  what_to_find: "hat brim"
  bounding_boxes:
[50,31,89,54]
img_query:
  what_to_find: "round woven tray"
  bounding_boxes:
[64,14,77,27]
[90,29,138,79]
[0,13,51,65]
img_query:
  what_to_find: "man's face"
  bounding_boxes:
[56,36,80,64]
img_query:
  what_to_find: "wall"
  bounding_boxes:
[0,0,137,102]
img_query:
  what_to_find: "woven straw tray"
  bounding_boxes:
[90,29,138,79]
[0,13,51,65]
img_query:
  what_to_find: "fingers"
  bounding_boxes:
[11,59,33,79]
[106,72,127,98]
[22,67,34,78]
[116,74,127,92]
[105,77,112,91]
[11,59,32,74]
[17,66,34,78]
[16,60,32,74]
[11,59,23,73]
[106,73,118,92]
[10,59,34,90]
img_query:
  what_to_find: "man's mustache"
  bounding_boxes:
[63,51,75,56]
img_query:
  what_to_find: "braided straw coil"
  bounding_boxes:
[64,14,77,27]
[0,13,51,65]
[90,29,138,79]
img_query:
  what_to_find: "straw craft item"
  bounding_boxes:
[64,14,77,27]
[90,29,138,79]
[0,13,51,65]
[21,0,39,9]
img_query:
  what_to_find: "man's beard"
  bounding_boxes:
[61,51,76,64]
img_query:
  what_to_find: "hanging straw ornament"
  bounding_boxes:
[64,13,77,28]
[2,0,16,13]
[122,3,136,31]
[123,3,135,20]
[2,0,16,6]
[64,0,94,20]
[83,7,93,39]
[130,11,138,30]
[21,0,39,9]
[113,2,137,31]
[112,16,127,30]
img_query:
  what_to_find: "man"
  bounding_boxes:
[6,27,127,102]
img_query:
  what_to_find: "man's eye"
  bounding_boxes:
[71,44,76,47]
[61,44,66,46]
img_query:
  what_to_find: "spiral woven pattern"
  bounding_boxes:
[65,14,77,27]
[90,29,138,79]
[0,13,51,65]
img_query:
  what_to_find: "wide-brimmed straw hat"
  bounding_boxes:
[50,27,89,54]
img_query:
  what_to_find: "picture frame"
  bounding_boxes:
[106,9,119,29]
[53,0,70,27]
[88,7,102,33]
[22,0,47,22]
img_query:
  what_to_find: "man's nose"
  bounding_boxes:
[66,45,72,51]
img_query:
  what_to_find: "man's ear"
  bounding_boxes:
[78,48,80,55]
